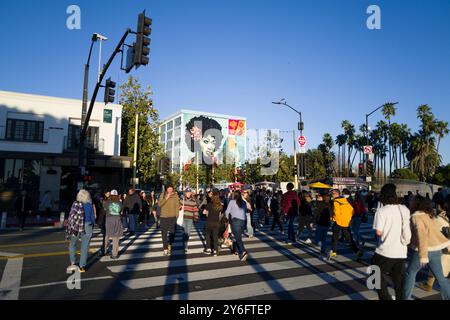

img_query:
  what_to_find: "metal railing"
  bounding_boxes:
[0,126,49,143]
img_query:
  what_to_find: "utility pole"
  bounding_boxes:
[132,112,139,189]
[293,130,299,188]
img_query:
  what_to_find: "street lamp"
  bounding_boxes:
[272,99,304,189]
[364,102,399,186]
[93,33,108,82]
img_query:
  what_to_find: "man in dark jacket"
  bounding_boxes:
[281,183,301,243]
[123,188,142,235]
[15,190,33,231]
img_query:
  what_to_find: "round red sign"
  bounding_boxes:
[298,136,306,146]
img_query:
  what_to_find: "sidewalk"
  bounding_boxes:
[4,214,63,228]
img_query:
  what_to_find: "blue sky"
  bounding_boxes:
[1,0,449,164]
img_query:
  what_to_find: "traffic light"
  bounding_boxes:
[134,12,152,67]
[292,166,298,176]
[83,174,92,183]
[104,78,116,104]
[298,122,304,131]
[358,163,364,176]
[366,160,374,176]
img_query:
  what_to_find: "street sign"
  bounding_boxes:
[298,136,307,147]
[299,146,306,154]
[103,109,112,123]
[363,145,373,154]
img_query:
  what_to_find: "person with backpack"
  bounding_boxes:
[372,183,411,300]
[66,189,96,273]
[314,192,332,258]
[103,190,123,259]
[328,189,363,260]
[403,195,450,300]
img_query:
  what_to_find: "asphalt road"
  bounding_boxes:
[0,218,442,300]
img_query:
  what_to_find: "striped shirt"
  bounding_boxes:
[183,197,199,220]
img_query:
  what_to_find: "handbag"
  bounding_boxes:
[177,199,185,226]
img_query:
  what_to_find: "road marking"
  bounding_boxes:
[20,276,113,290]
[153,266,369,300]
[120,252,368,290]
[0,249,98,260]
[0,251,23,300]
[0,240,68,249]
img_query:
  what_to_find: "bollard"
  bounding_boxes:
[60,212,65,228]
[1,212,7,230]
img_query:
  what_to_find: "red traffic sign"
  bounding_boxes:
[298,136,306,146]
[363,145,373,154]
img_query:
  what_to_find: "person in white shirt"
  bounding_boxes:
[372,183,411,300]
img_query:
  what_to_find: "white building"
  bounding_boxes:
[0,91,132,212]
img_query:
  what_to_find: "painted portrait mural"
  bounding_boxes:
[182,113,246,168]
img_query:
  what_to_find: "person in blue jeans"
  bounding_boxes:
[67,189,96,273]
[313,193,332,257]
[226,190,249,262]
[403,196,450,300]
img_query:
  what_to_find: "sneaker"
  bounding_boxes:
[110,255,118,260]
[203,249,212,254]
[66,264,78,273]
[418,282,433,292]
[328,251,337,260]
[168,245,172,253]
[240,252,249,262]
[305,238,312,244]
[78,267,86,273]
[163,249,169,256]
[212,251,218,257]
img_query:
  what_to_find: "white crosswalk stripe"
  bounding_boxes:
[91,218,439,300]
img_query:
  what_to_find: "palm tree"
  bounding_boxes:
[376,120,389,182]
[335,134,346,177]
[382,102,397,176]
[342,120,355,176]
[434,120,449,154]
[322,133,335,176]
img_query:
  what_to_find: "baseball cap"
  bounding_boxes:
[110,189,118,196]
[184,187,192,192]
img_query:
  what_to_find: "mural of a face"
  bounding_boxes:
[185,116,224,164]
[199,135,216,158]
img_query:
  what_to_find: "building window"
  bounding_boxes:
[66,125,99,150]
[175,117,181,127]
[5,119,44,142]
[174,127,181,138]
[167,121,173,131]
[166,131,173,141]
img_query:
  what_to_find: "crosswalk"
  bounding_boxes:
[87,217,440,300]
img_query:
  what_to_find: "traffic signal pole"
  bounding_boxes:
[78,29,131,184]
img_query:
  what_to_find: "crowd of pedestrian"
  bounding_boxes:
[62,182,450,300]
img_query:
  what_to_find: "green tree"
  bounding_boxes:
[390,168,419,181]
[430,164,450,187]
[434,120,449,154]
[119,76,163,187]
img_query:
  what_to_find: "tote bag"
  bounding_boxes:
[177,199,185,226]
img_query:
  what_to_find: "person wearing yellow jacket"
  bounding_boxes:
[328,189,363,260]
